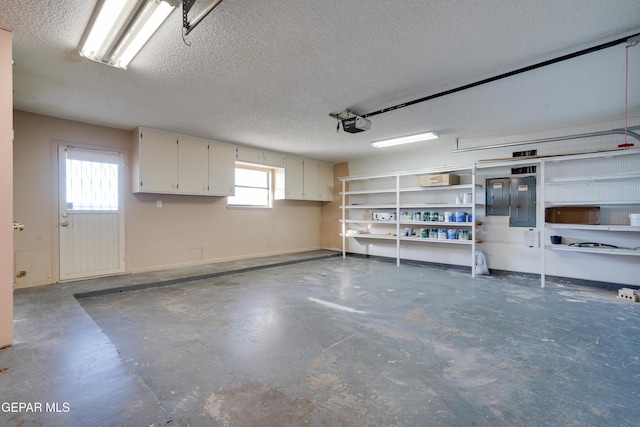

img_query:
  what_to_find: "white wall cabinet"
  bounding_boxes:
[208,141,236,196]
[133,128,178,194]
[275,156,333,201]
[236,146,263,164]
[303,159,334,201]
[235,148,334,201]
[263,151,285,168]
[236,148,285,168]
[303,159,319,200]
[133,128,235,196]
[276,155,304,200]
[318,161,334,201]
[133,128,332,200]
[178,136,209,195]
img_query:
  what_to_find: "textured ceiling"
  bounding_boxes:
[1,0,639,161]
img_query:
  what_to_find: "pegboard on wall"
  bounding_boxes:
[544,152,640,225]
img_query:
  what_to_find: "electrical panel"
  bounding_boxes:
[486,178,510,216]
[510,176,536,227]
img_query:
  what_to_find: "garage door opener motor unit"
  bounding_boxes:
[342,116,371,133]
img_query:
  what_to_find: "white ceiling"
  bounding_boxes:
[2,0,639,162]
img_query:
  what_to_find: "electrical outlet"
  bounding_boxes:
[157,200,162,208]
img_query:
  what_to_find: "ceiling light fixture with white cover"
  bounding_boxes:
[371,132,440,148]
[80,0,177,69]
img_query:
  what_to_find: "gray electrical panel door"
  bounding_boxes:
[510,176,536,227]
[486,178,510,216]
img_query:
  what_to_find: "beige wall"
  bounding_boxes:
[1,30,13,346]
[13,111,323,286]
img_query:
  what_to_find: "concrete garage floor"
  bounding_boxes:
[2,251,639,426]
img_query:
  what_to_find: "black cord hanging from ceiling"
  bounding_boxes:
[183,0,225,36]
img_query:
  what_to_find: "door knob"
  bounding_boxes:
[60,220,69,227]
[13,221,24,231]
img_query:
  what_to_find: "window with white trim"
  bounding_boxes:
[65,158,119,211]
[227,166,272,207]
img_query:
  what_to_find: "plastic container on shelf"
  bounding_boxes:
[630,213,640,226]
[454,212,468,222]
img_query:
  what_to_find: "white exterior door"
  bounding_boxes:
[58,146,125,281]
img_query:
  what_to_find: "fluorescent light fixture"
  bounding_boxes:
[371,131,440,148]
[80,0,176,69]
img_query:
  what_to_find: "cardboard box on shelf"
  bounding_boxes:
[545,206,600,224]
[419,174,460,187]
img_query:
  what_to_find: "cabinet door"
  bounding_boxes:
[236,146,263,164]
[138,129,177,193]
[208,141,236,196]
[303,159,320,200]
[178,136,209,195]
[263,151,285,168]
[318,161,334,201]
[283,156,304,199]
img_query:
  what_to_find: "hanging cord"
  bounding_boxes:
[182,27,192,46]
[624,44,629,145]
[621,36,640,148]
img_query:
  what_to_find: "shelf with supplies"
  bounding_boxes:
[400,236,474,245]
[339,165,480,274]
[398,221,474,227]
[399,203,477,209]
[341,230,476,244]
[341,219,476,227]
[541,148,640,287]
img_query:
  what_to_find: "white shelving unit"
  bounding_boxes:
[542,149,640,286]
[340,149,639,286]
[339,165,480,276]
